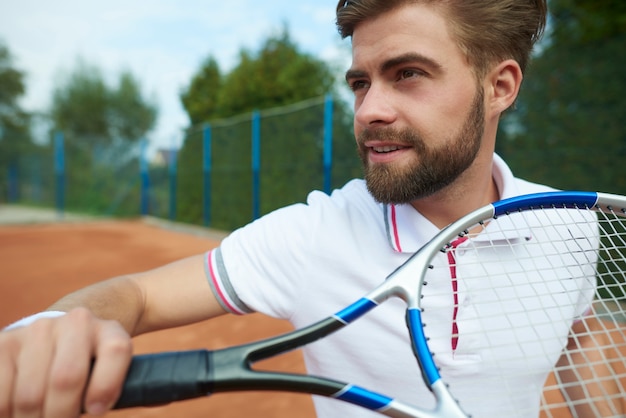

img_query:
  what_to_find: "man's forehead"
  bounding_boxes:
[350,4,456,59]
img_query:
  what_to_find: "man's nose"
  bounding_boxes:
[354,85,397,129]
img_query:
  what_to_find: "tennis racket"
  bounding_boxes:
[110,191,626,417]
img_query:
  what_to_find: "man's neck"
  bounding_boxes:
[409,161,500,229]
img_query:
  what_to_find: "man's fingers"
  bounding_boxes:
[0,337,16,418]
[43,309,94,418]
[13,318,56,418]
[1,308,133,418]
[83,319,133,415]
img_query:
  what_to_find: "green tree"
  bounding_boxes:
[109,71,158,144]
[180,56,221,125]
[51,60,157,146]
[180,26,336,122]
[176,26,355,229]
[50,59,158,215]
[0,41,33,202]
[499,1,626,193]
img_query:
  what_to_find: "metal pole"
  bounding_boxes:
[203,124,212,226]
[251,111,261,220]
[140,139,150,216]
[323,94,334,195]
[54,131,65,218]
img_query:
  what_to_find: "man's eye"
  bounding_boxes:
[400,69,424,80]
[349,80,369,91]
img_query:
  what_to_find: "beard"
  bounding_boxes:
[357,87,485,204]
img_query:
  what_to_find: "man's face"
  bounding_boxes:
[357,88,484,204]
[346,3,486,204]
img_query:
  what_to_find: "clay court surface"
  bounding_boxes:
[0,207,316,417]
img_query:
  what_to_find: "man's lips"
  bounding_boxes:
[370,144,410,153]
[363,141,411,153]
[363,142,412,163]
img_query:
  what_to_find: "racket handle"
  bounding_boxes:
[114,350,212,409]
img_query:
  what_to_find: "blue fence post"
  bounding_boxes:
[203,124,212,226]
[251,111,261,220]
[140,139,150,216]
[323,94,334,195]
[54,131,65,217]
[30,156,42,202]
[7,164,18,202]
[168,148,177,221]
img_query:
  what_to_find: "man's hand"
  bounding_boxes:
[0,308,132,418]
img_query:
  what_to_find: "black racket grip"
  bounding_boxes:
[113,350,213,409]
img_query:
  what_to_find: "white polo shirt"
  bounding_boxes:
[204,154,594,417]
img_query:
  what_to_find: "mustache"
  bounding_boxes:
[357,127,425,149]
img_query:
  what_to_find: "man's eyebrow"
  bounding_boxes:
[381,52,442,73]
[345,52,442,82]
[345,68,367,82]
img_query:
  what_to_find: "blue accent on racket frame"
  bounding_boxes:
[334,298,377,324]
[334,384,393,410]
[408,308,441,386]
[492,191,599,217]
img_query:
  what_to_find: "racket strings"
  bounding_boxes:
[418,204,626,417]
[550,340,625,417]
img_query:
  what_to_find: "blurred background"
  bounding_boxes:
[0,0,624,231]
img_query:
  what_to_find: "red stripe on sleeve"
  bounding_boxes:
[206,250,243,314]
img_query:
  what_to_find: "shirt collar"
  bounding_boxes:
[384,153,530,253]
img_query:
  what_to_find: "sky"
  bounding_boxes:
[0,0,351,150]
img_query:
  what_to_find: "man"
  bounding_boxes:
[1,1,567,417]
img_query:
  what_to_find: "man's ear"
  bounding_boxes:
[486,59,523,116]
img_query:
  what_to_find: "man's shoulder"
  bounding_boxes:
[240,179,379,232]
[291,179,383,232]
[494,153,559,198]
[512,177,560,195]
[306,178,375,208]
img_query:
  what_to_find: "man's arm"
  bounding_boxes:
[48,254,226,335]
[554,316,624,417]
[0,253,227,418]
